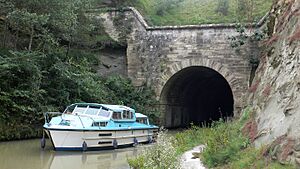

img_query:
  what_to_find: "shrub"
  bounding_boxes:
[202,120,250,167]
[128,130,181,169]
[174,124,210,154]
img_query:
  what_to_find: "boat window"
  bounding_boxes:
[65,105,76,114]
[85,107,100,115]
[98,109,111,117]
[92,122,99,126]
[112,112,121,119]
[122,110,133,119]
[73,106,87,115]
[136,118,148,124]
[102,107,108,111]
[92,122,108,127]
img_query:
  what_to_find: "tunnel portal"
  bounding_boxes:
[160,66,234,128]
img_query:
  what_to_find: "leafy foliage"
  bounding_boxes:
[0,50,45,140]
[0,49,159,141]
[0,0,160,141]
[228,24,265,68]
[0,0,106,51]
[202,120,250,167]
[229,24,265,48]
[228,24,250,48]
[7,9,50,51]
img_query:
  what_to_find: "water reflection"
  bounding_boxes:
[0,139,144,169]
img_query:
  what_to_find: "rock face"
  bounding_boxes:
[247,0,300,165]
[95,48,127,77]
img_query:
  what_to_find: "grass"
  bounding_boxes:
[128,108,296,169]
[132,0,274,26]
[218,146,296,169]
[128,130,181,169]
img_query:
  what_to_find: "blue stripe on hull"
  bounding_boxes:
[55,144,134,151]
[55,147,84,151]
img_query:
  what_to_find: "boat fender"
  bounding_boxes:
[133,137,138,147]
[41,137,46,149]
[82,141,88,151]
[147,136,153,143]
[113,139,118,148]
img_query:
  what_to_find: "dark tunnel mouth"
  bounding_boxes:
[160,66,234,128]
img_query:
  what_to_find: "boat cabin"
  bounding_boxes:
[63,103,136,122]
[135,113,149,125]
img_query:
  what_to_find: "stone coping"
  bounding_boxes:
[88,7,269,31]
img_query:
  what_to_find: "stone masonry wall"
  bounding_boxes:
[92,7,263,112]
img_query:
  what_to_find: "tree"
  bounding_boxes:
[7,9,49,51]
[3,0,93,52]
[0,0,13,47]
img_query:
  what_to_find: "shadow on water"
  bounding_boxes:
[0,139,148,169]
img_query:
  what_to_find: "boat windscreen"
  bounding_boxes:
[73,106,87,114]
[85,107,100,115]
[98,109,111,117]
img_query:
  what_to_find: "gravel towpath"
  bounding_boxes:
[181,145,206,169]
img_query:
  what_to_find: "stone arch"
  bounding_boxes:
[157,58,241,127]
[158,58,240,102]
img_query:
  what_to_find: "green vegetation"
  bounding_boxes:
[217,147,295,169]
[94,0,273,25]
[229,24,266,49]
[128,130,180,169]
[0,49,160,141]
[128,108,295,168]
[0,0,159,141]
[130,0,274,26]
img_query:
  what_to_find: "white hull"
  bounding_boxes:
[44,129,156,150]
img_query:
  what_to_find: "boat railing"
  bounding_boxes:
[75,114,98,129]
[44,112,62,124]
[76,114,86,128]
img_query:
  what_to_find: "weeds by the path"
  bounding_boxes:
[128,108,295,169]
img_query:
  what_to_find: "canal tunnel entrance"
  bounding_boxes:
[160,66,234,128]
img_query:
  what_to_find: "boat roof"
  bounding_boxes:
[135,113,148,118]
[101,104,134,112]
[71,103,135,112]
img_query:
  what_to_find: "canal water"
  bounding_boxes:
[0,139,148,169]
